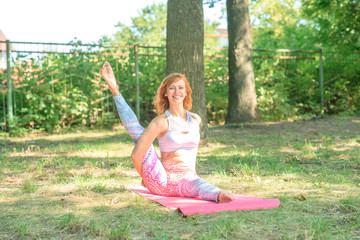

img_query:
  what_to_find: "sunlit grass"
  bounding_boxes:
[0,117,359,239]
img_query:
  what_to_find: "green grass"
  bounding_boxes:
[22,179,38,193]
[0,117,359,239]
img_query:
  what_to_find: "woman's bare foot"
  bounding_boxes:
[218,190,235,203]
[101,61,120,96]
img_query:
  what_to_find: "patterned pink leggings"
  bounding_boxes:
[114,94,220,202]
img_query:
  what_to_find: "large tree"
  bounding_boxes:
[226,0,257,123]
[166,0,208,137]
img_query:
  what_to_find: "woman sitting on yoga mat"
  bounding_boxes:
[101,61,235,203]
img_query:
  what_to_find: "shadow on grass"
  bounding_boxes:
[0,188,192,239]
[0,132,134,152]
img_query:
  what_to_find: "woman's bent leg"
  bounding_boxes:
[113,94,168,194]
[103,61,169,195]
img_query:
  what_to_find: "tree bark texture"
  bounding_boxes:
[226,0,257,123]
[166,0,208,137]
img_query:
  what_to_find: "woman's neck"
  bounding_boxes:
[168,105,187,121]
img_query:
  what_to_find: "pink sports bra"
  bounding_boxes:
[158,110,200,153]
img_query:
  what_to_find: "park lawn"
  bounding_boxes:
[0,116,359,239]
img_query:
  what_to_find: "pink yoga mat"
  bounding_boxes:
[127,186,280,215]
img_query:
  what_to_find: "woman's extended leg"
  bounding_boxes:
[180,175,235,203]
[180,176,221,202]
[101,61,169,195]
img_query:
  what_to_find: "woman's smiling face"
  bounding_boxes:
[166,79,187,105]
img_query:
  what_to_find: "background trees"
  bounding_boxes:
[301,0,360,52]
[103,3,167,46]
[1,1,359,134]
[250,0,316,50]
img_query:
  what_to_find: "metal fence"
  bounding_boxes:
[0,40,358,131]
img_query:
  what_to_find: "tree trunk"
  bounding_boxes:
[226,0,257,123]
[166,0,208,137]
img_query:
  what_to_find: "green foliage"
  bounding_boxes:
[250,0,318,50]
[104,2,221,49]
[321,54,360,114]
[104,3,167,46]
[0,1,359,134]
[204,20,222,49]
[247,0,360,118]
[204,54,228,124]
[204,0,222,8]
[254,59,298,120]
[301,0,360,52]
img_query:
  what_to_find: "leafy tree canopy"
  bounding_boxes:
[103,2,221,48]
[301,0,360,52]
[104,3,167,46]
[250,0,320,50]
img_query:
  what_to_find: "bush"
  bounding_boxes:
[0,44,358,134]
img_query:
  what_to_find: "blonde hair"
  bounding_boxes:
[153,73,192,115]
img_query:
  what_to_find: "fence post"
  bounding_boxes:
[134,45,140,120]
[319,48,324,111]
[2,91,6,129]
[6,40,13,122]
